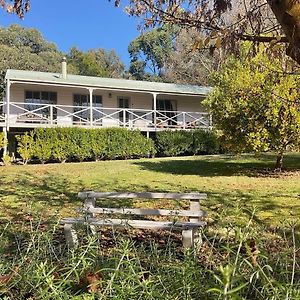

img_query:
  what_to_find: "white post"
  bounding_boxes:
[152,93,157,130]
[50,105,53,125]
[89,88,93,127]
[6,79,11,130]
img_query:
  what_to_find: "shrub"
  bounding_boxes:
[32,128,53,163]
[155,129,220,157]
[66,128,93,162]
[50,128,73,163]
[155,130,193,157]
[0,131,6,150]
[89,128,108,161]
[15,127,155,164]
[16,131,35,164]
[191,129,219,154]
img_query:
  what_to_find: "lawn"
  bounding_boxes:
[1,153,299,228]
[0,153,299,299]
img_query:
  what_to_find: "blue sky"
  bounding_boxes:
[0,0,140,66]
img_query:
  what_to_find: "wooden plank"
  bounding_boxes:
[61,217,206,231]
[84,206,207,218]
[78,191,207,200]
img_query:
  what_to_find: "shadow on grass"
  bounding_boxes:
[134,153,300,177]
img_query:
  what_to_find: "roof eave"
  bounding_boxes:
[8,77,211,97]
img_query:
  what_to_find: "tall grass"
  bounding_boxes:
[1,214,299,299]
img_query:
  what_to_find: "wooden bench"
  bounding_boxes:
[61,191,207,249]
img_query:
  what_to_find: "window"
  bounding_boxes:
[73,94,102,122]
[156,99,177,125]
[118,96,130,122]
[25,91,57,117]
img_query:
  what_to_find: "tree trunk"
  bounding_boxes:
[267,0,300,64]
[275,151,284,171]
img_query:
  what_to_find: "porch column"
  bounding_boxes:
[6,79,11,130]
[89,88,94,127]
[152,93,157,130]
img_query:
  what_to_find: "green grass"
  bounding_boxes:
[1,152,299,228]
[0,153,299,299]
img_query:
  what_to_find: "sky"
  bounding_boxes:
[0,0,140,66]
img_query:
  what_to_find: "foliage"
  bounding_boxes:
[0,213,299,299]
[16,131,34,164]
[0,0,30,18]
[191,129,219,155]
[128,25,177,80]
[32,128,53,163]
[206,50,300,169]
[155,130,193,157]
[0,25,64,98]
[155,129,219,157]
[0,131,6,150]
[163,28,221,85]
[115,0,300,65]
[16,127,155,163]
[68,47,124,78]
[1,153,11,165]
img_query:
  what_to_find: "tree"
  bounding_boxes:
[0,25,64,98]
[68,47,124,78]
[0,0,30,18]
[6,1,300,64]
[111,0,300,65]
[164,28,221,85]
[206,48,300,170]
[128,25,177,80]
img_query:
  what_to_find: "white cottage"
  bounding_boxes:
[1,59,212,153]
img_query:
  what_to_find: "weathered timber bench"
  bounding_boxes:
[61,191,207,249]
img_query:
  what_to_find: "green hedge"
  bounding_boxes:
[155,129,219,157]
[16,127,155,164]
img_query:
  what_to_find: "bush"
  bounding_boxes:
[191,129,219,154]
[16,131,35,164]
[16,127,155,164]
[155,130,193,157]
[32,128,53,163]
[155,129,219,157]
[0,131,6,150]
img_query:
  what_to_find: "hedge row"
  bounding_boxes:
[155,129,219,157]
[16,127,155,164]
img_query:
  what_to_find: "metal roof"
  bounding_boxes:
[5,69,212,96]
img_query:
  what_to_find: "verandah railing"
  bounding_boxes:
[2,102,212,130]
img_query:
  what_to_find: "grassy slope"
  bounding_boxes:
[0,153,299,230]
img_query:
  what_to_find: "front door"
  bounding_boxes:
[118,97,130,124]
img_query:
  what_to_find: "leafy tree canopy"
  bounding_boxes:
[111,0,300,65]
[128,25,177,80]
[206,47,300,169]
[68,47,124,78]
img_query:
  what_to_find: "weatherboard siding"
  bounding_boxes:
[9,84,204,113]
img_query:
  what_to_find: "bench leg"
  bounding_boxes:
[182,229,194,248]
[64,224,78,248]
[88,224,96,236]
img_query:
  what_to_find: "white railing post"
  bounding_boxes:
[50,105,53,125]
[123,109,126,127]
[152,93,157,130]
[89,88,93,126]
[183,112,186,130]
